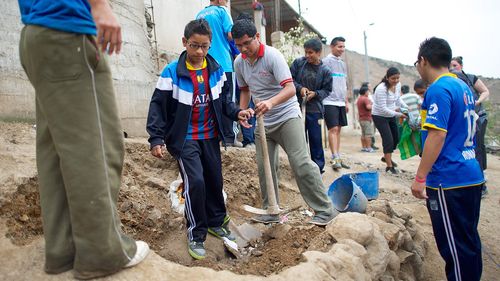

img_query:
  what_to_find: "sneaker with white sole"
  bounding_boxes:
[188,241,206,260]
[251,214,280,224]
[124,241,150,268]
[309,210,339,226]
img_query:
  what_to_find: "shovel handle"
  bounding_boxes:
[254,98,280,214]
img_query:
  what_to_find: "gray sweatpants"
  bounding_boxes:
[19,25,136,276]
[255,117,334,217]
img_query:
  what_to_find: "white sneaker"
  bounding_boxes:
[124,241,150,268]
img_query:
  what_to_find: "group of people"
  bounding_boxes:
[16,0,489,280]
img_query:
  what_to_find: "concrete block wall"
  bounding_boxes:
[0,0,157,136]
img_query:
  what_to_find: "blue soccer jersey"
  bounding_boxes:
[196,5,233,72]
[420,73,484,189]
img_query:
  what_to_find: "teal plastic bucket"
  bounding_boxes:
[328,176,368,213]
[347,171,379,200]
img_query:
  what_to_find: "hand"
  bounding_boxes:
[306,91,316,101]
[90,0,122,55]
[151,145,166,159]
[345,102,349,113]
[300,87,309,98]
[475,101,481,106]
[255,100,273,117]
[411,180,428,199]
[238,109,255,128]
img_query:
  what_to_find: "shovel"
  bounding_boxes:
[242,98,282,215]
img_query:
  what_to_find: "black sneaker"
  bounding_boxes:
[385,166,398,174]
[251,214,280,224]
[371,145,380,150]
[188,241,206,260]
[208,226,236,241]
[381,157,398,167]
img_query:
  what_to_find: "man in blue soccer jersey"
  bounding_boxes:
[146,19,252,260]
[412,37,484,281]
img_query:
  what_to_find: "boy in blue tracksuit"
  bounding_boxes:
[146,19,252,260]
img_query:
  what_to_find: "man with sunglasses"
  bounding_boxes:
[232,19,337,225]
[197,0,242,147]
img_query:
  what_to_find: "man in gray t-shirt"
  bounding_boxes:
[232,19,337,225]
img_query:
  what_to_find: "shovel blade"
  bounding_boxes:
[242,204,282,215]
[222,237,241,259]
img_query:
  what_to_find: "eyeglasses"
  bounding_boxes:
[414,60,419,67]
[187,42,210,51]
[235,36,255,49]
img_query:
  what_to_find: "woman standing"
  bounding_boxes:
[450,56,490,196]
[372,67,408,174]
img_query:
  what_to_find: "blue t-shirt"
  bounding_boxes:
[420,73,484,189]
[196,5,233,72]
[18,0,96,35]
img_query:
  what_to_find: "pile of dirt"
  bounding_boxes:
[0,138,434,278]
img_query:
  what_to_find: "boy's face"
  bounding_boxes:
[330,41,345,57]
[304,48,321,65]
[183,33,211,65]
[234,33,260,59]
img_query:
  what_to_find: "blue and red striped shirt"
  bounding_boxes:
[185,60,218,140]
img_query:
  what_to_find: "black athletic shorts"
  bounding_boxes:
[324,105,348,129]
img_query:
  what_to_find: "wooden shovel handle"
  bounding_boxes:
[254,98,280,213]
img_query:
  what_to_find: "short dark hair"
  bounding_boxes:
[236,12,253,22]
[359,86,369,95]
[417,37,452,68]
[330,36,345,46]
[414,79,427,90]
[451,56,463,66]
[232,19,257,39]
[184,19,212,40]
[303,38,322,52]
[401,85,410,94]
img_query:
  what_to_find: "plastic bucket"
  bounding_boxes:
[347,171,379,200]
[327,175,368,213]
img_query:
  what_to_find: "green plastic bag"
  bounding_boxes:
[398,120,422,160]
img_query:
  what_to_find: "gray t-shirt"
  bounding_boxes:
[322,54,347,106]
[234,44,300,126]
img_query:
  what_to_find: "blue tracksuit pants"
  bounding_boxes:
[426,184,483,281]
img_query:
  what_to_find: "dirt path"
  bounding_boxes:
[0,122,498,280]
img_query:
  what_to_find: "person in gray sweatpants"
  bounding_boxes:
[17,0,149,279]
[232,19,337,225]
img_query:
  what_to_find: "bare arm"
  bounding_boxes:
[88,0,122,55]
[474,79,490,105]
[411,129,447,199]
[254,82,296,117]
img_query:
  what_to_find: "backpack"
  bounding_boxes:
[452,71,487,118]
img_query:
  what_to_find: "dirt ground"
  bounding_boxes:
[0,121,498,280]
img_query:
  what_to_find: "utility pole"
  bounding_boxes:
[363,23,374,83]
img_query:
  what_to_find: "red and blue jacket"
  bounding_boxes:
[147,52,241,159]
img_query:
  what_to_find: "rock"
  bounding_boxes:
[147,208,162,221]
[401,230,414,251]
[386,250,400,278]
[327,213,374,246]
[406,219,418,238]
[292,241,301,248]
[120,201,133,212]
[19,214,29,222]
[372,211,392,223]
[371,217,401,250]
[365,223,391,280]
[334,239,367,258]
[366,200,394,217]
[396,249,414,263]
[265,224,291,239]
[232,223,262,248]
[145,177,167,190]
[392,205,413,222]
[252,250,263,257]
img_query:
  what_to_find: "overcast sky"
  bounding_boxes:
[286,0,499,78]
